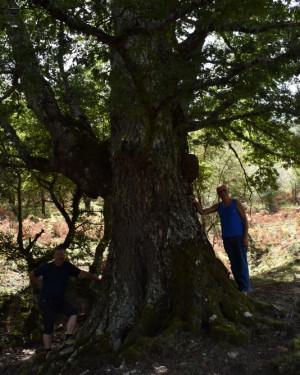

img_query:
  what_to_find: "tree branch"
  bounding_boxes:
[4,0,66,141]
[13,171,45,269]
[3,1,112,198]
[192,45,300,92]
[63,187,83,249]
[57,22,91,130]
[0,116,54,171]
[211,21,300,34]
[47,177,72,226]
[158,0,213,28]
[0,160,27,168]
[38,176,84,249]
[177,23,209,59]
[30,0,214,45]
[30,0,117,45]
[227,142,253,195]
[16,172,24,252]
[228,126,300,164]
[186,108,268,132]
[28,228,45,251]
[0,74,19,102]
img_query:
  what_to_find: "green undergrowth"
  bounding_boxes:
[264,352,300,375]
[251,258,300,283]
[0,289,36,347]
[120,310,255,364]
[0,275,98,350]
[122,327,250,364]
[209,324,250,345]
[290,338,300,351]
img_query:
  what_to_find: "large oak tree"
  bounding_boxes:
[0,0,300,366]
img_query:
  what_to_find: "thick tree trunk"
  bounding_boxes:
[90,199,111,274]
[80,114,253,356]
[76,4,254,358]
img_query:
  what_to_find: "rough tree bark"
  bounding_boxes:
[90,199,112,274]
[81,115,253,354]
[75,4,254,361]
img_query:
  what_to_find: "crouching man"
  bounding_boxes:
[29,245,100,356]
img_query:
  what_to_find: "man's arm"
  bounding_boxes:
[79,270,101,282]
[190,196,218,215]
[29,270,42,289]
[236,199,249,247]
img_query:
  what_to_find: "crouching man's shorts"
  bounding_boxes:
[39,298,77,335]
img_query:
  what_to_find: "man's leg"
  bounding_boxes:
[238,243,250,292]
[66,314,77,335]
[57,301,78,344]
[223,236,250,292]
[39,299,56,351]
[43,333,52,350]
[223,237,239,284]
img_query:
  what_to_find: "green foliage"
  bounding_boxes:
[210,325,250,346]
[266,352,300,375]
[0,0,298,200]
[290,338,300,352]
[0,291,35,346]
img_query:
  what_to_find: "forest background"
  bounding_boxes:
[0,144,300,294]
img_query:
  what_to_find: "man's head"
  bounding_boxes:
[216,184,229,198]
[53,246,66,266]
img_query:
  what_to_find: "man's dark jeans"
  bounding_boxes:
[223,235,250,292]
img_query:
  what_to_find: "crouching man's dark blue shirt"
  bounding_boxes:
[34,261,80,301]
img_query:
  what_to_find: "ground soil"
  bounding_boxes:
[1,264,299,375]
[0,267,299,375]
[0,208,299,375]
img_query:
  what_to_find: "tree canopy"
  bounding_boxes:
[0,0,299,193]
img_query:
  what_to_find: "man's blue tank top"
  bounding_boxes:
[217,199,243,239]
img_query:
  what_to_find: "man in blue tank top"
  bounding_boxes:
[29,246,101,356]
[191,184,250,294]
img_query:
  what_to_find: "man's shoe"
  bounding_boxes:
[45,349,54,359]
[64,337,75,346]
